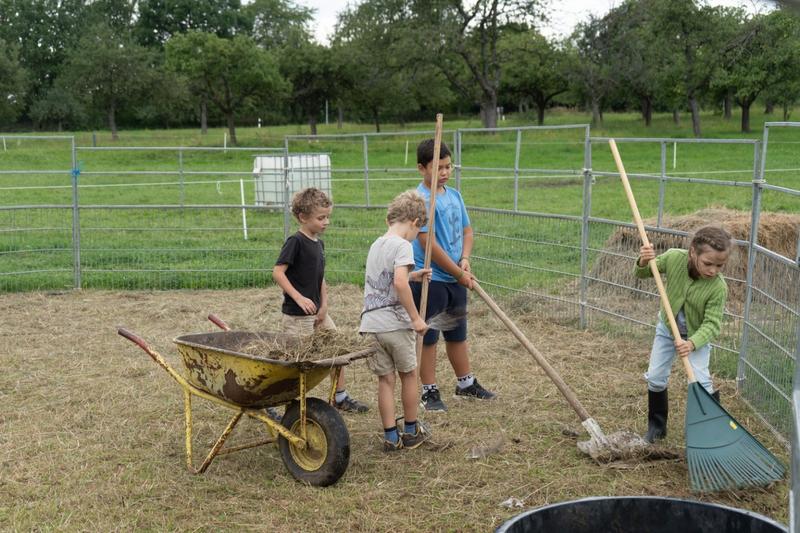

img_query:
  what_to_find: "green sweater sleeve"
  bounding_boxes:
[688,283,727,349]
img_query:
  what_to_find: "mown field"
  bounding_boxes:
[0,287,790,531]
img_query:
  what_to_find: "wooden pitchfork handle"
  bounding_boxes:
[609,139,697,383]
[418,113,444,324]
[416,114,444,362]
[471,281,593,422]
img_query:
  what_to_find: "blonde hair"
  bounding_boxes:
[291,187,331,221]
[387,190,428,227]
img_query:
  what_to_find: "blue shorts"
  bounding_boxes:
[410,280,467,345]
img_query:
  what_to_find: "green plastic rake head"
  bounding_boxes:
[685,382,786,492]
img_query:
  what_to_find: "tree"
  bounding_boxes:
[648,0,731,137]
[135,0,248,47]
[245,0,314,49]
[413,0,546,129]
[332,0,430,132]
[166,31,288,145]
[59,23,154,139]
[280,41,336,135]
[28,85,84,131]
[0,0,86,112]
[0,38,28,124]
[600,0,679,127]
[500,30,568,125]
[719,10,800,132]
[569,16,615,126]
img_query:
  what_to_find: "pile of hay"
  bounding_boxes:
[237,329,370,362]
[591,208,799,307]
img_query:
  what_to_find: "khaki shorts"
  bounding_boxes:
[366,330,417,376]
[282,313,336,336]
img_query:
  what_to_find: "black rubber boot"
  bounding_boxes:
[645,388,668,444]
[711,390,720,403]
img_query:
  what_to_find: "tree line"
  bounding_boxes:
[1,0,799,143]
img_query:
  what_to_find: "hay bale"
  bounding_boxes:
[590,208,799,309]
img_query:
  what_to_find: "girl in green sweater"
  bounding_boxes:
[635,225,731,443]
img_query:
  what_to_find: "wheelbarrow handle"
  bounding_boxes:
[118,327,181,377]
[118,327,153,353]
[207,314,231,331]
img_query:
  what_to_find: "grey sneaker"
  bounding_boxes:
[454,379,497,400]
[383,438,403,452]
[420,388,448,412]
[335,395,370,413]
[401,423,430,450]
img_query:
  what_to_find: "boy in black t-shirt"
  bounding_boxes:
[273,188,369,413]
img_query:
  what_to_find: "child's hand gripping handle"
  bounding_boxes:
[609,139,697,383]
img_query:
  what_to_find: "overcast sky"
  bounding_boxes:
[293,0,773,44]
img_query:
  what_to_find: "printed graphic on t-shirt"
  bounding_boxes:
[365,270,394,311]
[365,268,409,322]
[446,207,462,250]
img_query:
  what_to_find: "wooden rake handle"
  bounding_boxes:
[608,139,697,383]
[471,282,592,422]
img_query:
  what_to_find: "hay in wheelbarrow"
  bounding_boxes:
[234,329,371,363]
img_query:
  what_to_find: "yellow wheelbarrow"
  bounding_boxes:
[117,318,375,487]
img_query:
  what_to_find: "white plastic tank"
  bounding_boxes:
[252,153,332,206]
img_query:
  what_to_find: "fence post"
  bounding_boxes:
[455,130,462,192]
[178,148,185,207]
[70,137,82,289]
[658,141,666,227]
[738,136,766,391]
[579,125,592,330]
[362,135,370,207]
[513,129,522,211]
[282,138,291,241]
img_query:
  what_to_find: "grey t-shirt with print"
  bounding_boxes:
[359,235,415,333]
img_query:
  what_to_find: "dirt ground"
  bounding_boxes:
[0,286,790,531]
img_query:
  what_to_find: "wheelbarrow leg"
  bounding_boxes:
[299,372,307,442]
[328,367,343,405]
[197,411,244,474]
[184,389,193,471]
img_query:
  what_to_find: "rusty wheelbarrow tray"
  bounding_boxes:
[117,320,375,487]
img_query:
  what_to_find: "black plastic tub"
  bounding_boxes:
[495,496,787,533]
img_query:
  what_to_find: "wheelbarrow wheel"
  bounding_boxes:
[278,397,350,487]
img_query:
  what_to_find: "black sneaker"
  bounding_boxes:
[454,378,497,400]
[335,396,370,413]
[401,423,431,450]
[265,407,282,421]
[420,388,448,412]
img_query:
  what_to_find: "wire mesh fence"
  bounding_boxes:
[1,125,798,453]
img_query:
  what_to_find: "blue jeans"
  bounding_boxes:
[644,320,713,393]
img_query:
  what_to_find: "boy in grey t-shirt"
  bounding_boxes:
[360,190,431,451]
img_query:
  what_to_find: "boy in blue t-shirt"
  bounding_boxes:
[410,139,496,412]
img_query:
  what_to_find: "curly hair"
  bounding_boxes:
[386,190,428,227]
[690,225,732,253]
[291,187,332,221]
